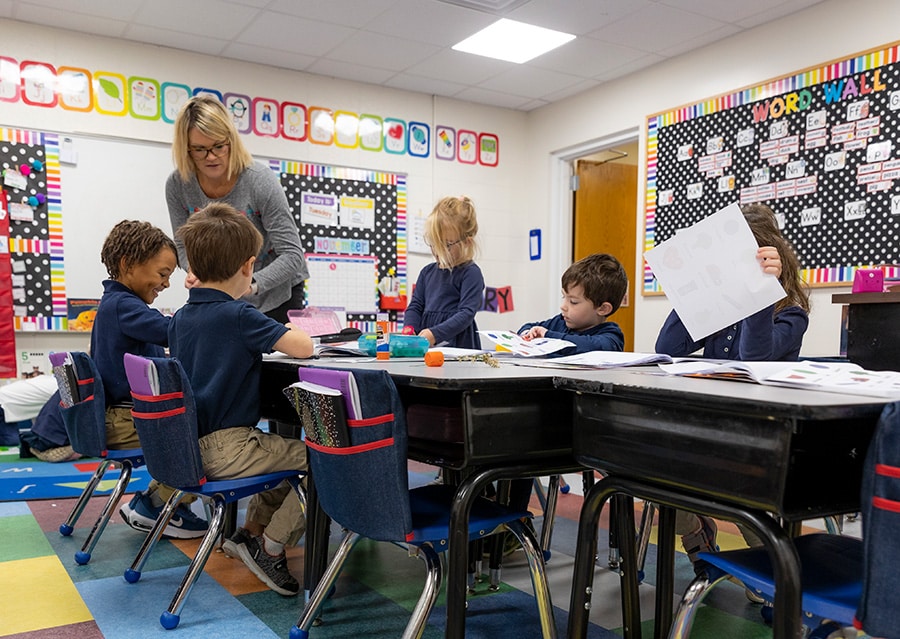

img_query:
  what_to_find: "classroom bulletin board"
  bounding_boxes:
[273,160,406,332]
[643,40,900,295]
[0,128,63,327]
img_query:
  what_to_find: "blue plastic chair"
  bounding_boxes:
[121,353,306,630]
[284,367,557,639]
[668,533,862,638]
[53,351,145,565]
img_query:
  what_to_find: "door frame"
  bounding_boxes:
[548,127,641,314]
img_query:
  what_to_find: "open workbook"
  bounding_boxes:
[658,359,900,398]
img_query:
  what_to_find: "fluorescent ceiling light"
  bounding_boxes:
[452,18,575,64]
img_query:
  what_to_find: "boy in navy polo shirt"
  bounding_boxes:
[170,202,314,596]
[517,252,627,355]
[89,220,208,539]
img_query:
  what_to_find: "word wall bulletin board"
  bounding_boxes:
[644,40,900,294]
[273,160,406,332]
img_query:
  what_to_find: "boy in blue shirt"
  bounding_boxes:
[170,202,314,596]
[518,252,628,354]
[88,220,207,539]
[506,253,629,516]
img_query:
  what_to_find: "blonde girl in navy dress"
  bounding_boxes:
[404,196,484,349]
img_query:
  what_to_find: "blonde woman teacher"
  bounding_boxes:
[166,95,308,323]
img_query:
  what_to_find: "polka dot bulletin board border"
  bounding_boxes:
[644,41,900,294]
[273,160,406,329]
[0,128,65,329]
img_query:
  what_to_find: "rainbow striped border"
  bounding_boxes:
[0,127,66,326]
[643,43,900,293]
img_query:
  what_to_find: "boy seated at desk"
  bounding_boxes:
[507,253,629,514]
[169,202,314,596]
[517,252,628,355]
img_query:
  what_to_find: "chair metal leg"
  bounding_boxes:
[823,515,843,535]
[506,518,557,639]
[160,497,228,629]
[124,490,184,583]
[667,573,725,639]
[59,459,115,536]
[75,461,134,564]
[635,500,656,581]
[291,531,361,639]
[541,475,560,560]
[403,544,442,639]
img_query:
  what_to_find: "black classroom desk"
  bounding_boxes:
[555,367,888,639]
[260,357,579,639]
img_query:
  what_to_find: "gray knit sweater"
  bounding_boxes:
[166,162,309,314]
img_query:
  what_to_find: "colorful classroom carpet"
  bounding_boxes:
[0,446,150,502]
[0,463,858,639]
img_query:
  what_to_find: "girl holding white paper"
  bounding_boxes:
[654,203,811,586]
[655,203,810,361]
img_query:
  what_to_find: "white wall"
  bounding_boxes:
[526,0,900,357]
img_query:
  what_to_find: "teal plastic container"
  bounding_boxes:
[388,334,429,357]
[357,333,378,356]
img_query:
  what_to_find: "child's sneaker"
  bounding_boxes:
[680,515,718,576]
[222,527,253,559]
[236,536,300,596]
[118,491,208,539]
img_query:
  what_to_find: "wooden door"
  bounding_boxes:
[573,160,637,349]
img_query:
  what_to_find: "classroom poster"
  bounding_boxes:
[644,40,900,293]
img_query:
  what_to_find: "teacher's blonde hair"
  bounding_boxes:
[171,95,254,182]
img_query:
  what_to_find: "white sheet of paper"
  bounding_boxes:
[643,202,786,341]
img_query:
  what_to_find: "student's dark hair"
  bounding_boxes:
[562,253,628,316]
[741,203,810,313]
[100,220,176,280]
[176,203,262,282]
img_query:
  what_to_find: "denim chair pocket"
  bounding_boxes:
[58,352,107,457]
[857,401,900,635]
[130,358,205,489]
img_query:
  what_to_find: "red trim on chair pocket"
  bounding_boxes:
[130,391,184,402]
[306,437,394,455]
[875,463,900,478]
[131,406,187,419]
[872,495,900,513]
[347,413,394,428]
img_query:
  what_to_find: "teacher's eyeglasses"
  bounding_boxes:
[188,142,230,159]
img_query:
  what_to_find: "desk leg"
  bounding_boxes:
[568,479,617,639]
[615,494,642,639]
[600,478,803,639]
[654,505,676,639]
[303,471,331,602]
[447,467,498,639]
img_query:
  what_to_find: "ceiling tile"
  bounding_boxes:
[220,42,317,73]
[405,48,511,85]
[325,31,442,72]
[12,4,129,38]
[454,85,535,109]
[133,0,258,39]
[481,65,586,100]
[384,72,468,98]
[362,0,493,45]
[586,3,729,54]
[236,12,356,57]
[305,58,397,85]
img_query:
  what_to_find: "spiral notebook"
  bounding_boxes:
[283,381,351,447]
[49,352,80,408]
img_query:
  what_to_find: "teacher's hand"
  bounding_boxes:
[184,272,201,289]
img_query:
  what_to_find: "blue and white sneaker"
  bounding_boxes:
[119,491,208,539]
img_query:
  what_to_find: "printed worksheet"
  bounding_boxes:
[643,202,786,341]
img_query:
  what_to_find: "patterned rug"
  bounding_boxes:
[0,446,150,501]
